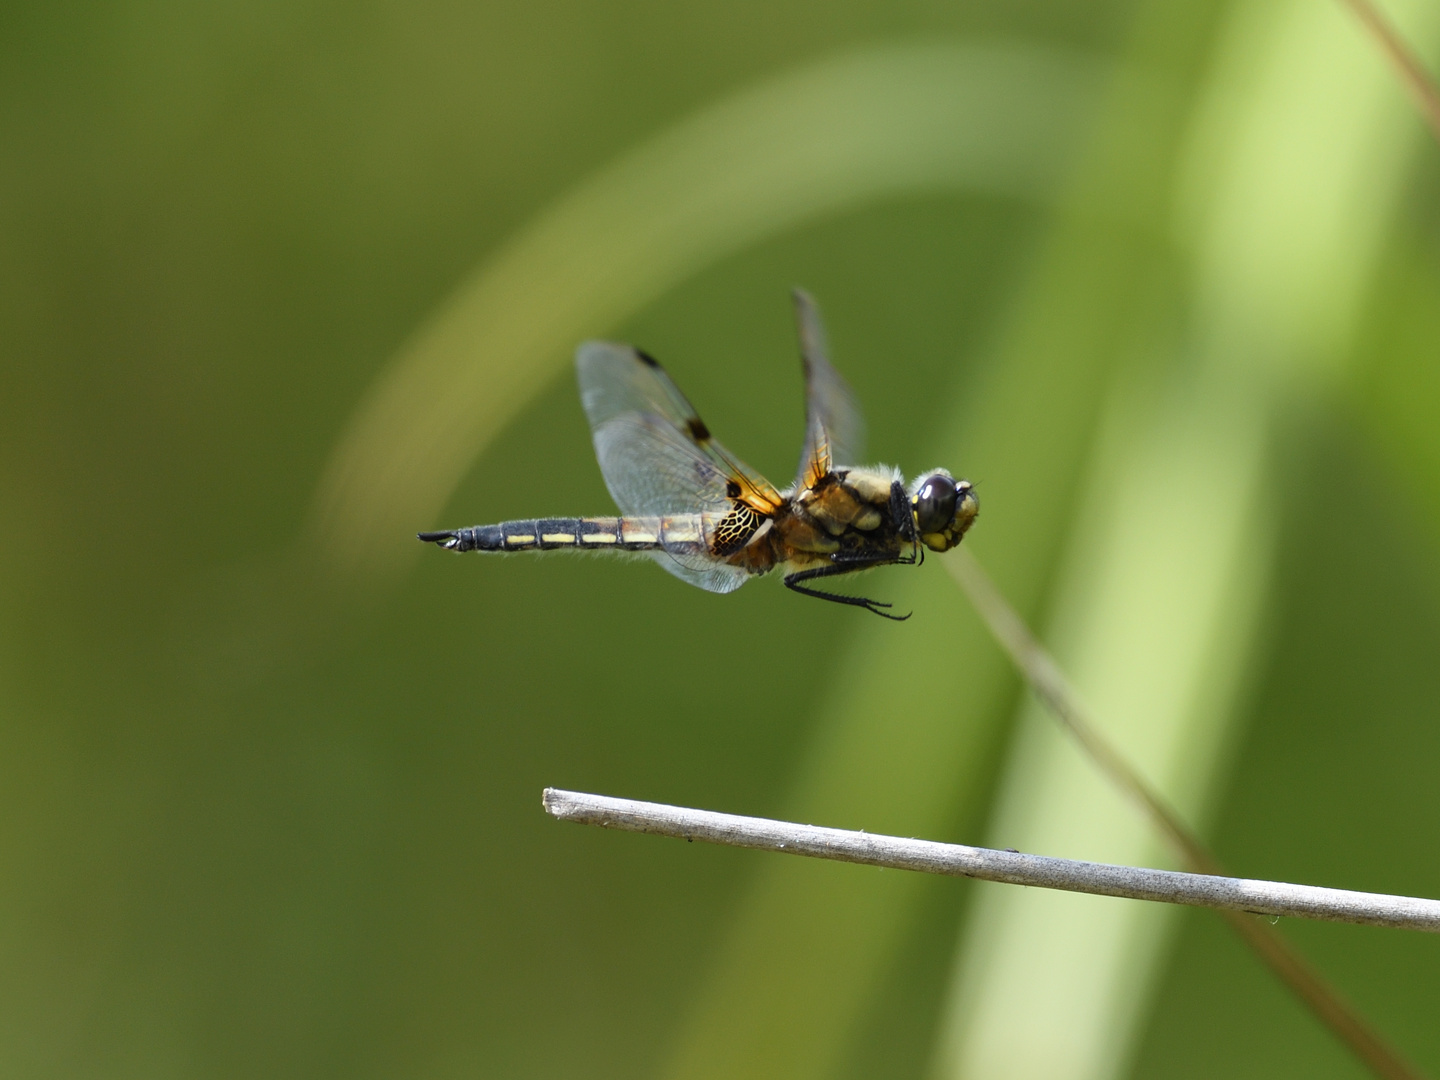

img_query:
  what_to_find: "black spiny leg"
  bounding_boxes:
[888,478,922,567]
[784,560,910,621]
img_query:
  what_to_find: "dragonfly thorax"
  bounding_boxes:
[792,466,895,539]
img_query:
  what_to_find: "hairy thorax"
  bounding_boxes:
[728,467,906,577]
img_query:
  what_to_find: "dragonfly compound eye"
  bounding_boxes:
[913,474,958,537]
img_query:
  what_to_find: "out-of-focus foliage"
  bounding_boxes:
[0,3,1438,1080]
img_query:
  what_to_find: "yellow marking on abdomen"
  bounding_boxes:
[504,534,536,546]
[660,518,702,544]
[621,520,659,545]
[581,532,617,544]
[541,533,575,544]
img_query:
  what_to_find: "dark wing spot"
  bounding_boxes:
[635,348,662,368]
[725,480,741,498]
[711,505,762,556]
[687,417,711,442]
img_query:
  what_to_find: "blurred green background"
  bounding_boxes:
[3,1,1440,1078]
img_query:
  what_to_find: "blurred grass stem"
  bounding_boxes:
[543,789,1440,932]
[945,547,1426,1080]
[1339,0,1440,144]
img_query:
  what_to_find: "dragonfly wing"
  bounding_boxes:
[792,289,866,490]
[577,341,783,516]
[589,411,729,516]
[576,341,769,595]
[647,549,751,594]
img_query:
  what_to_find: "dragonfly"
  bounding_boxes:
[418,290,977,619]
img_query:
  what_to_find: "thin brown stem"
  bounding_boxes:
[945,547,1426,1080]
[1339,0,1440,145]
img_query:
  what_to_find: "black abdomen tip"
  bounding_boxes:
[418,526,505,552]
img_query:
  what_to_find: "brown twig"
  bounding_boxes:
[945,547,1426,1080]
[1339,0,1440,144]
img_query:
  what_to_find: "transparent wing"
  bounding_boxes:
[576,341,767,595]
[576,341,782,515]
[588,410,732,516]
[647,549,750,594]
[792,289,866,490]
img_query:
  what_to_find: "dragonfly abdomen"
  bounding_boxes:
[419,516,707,554]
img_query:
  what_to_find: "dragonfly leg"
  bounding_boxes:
[783,561,910,621]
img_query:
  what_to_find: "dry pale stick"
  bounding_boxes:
[544,789,1440,933]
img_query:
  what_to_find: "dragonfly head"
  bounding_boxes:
[910,471,978,552]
